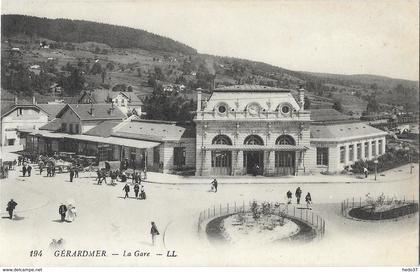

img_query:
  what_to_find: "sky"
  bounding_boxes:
[2,0,419,81]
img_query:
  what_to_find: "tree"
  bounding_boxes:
[142,89,196,121]
[366,95,380,114]
[332,100,344,112]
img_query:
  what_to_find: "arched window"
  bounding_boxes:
[212,135,232,145]
[275,135,296,145]
[244,135,264,145]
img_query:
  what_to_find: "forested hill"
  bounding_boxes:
[1,14,197,55]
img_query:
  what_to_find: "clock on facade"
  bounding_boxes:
[247,103,260,116]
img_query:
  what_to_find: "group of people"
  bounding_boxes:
[123,183,146,199]
[210,179,218,192]
[21,163,33,177]
[286,187,312,209]
[58,203,77,222]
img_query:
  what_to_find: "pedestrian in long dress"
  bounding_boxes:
[286,190,293,204]
[6,199,17,219]
[66,205,77,222]
[123,184,130,199]
[22,165,27,177]
[295,187,302,204]
[59,203,67,222]
[39,161,44,175]
[150,222,160,246]
[211,179,218,193]
[305,192,312,210]
[140,186,146,200]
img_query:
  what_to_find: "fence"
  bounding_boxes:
[197,201,325,237]
[341,195,418,220]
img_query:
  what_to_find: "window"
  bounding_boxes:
[69,124,73,134]
[174,147,186,167]
[349,145,354,161]
[7,139,15,146]
[316,147,329,166]
[378,140,383,155]
[17,108,23,116]
[275,135,295,145]
[364,142,369,158]
[281,105,290,114]
[371,141,376,157]
[357,143,362,160]
[75,124,80,134]
[61,123,67,132]
[340,146,345,163]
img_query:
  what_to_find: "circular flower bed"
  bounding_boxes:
[206,212,317,244]
[348,202,418,220]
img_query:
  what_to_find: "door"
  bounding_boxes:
[211,151,232,175]
[275,151,295,175]
[244,151,264,175]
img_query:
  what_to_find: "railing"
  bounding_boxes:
[341,195,418,220]
[197,201,325,237]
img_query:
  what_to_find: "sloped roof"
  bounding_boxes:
[37,104,67,120]
[79,89,111,103]
[118,92,143,104]
[112,119,193,142]
[57,104,125,121]
[84,120,122,137]
[214,85,290,92]
[39,118,61,131]
[1,102,47,118]
[310,109,353,122]
[310,122,387,142]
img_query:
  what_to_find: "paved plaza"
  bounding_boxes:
[0,159,418,266]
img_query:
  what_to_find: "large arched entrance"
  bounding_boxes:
[275,135,296,175]
[211,135,232,175]
[243,135,264,175]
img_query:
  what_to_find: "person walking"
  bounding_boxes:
[74,164,79,178]
[295,187,302,204]
[134,183,140,198]
[69,168,74,182]
[3,166,9,179]
[140,186,146,200]
[39,160,44,175]
[363,167,368,178]
[123,184,130,199]
[22,164,27,177]
[211,179,218,193]
[6,199,17,219]
[59,203,67,222]
[305,192,312,210]
[286,190,293,204]
[27,164,32,177]
[66,204,77,222]
[150,222,160,246]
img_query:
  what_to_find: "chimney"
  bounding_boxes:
[14,96,18,105]
[197,90,202,112]
[32,96,36,105]
[298,86,305,110]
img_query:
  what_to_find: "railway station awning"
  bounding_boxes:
[202,145,309,151]
[64,134,160,149]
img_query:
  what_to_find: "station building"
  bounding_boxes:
[194,85,387,176]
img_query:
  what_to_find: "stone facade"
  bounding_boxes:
[194,85,313,176]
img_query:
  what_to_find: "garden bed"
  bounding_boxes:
[348,202,418,220]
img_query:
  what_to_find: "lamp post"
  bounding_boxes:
[373,159,378,181]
